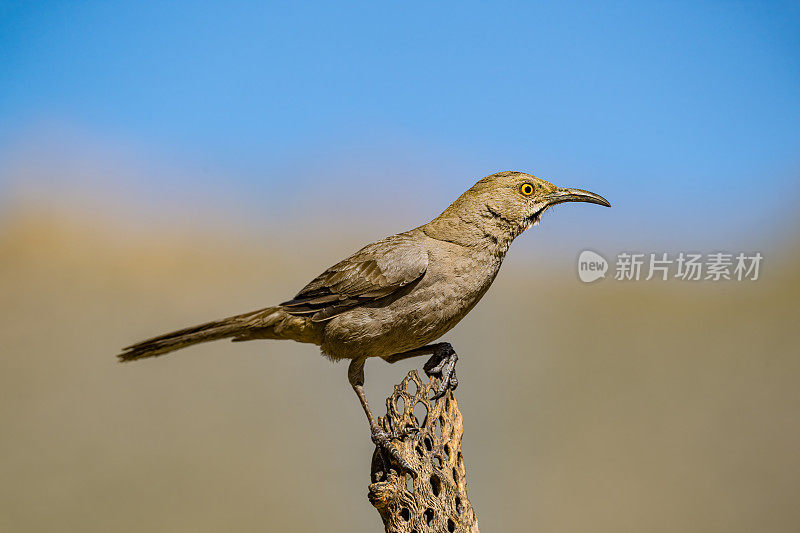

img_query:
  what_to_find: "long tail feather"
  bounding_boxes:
[117,307,278,362]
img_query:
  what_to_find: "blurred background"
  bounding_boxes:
[1,1,799,531]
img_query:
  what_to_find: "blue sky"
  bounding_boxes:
[1,1,798,248]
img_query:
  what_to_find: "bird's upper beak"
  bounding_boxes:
[544,187,611,208]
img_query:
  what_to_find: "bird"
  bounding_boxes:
[118,170,610,471]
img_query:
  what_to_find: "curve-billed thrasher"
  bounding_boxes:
[118,171,609,469]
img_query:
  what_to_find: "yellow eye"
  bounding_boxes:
[520,183,534,196]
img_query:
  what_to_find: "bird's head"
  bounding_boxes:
[469,171,611,230]
[425,171,610,250]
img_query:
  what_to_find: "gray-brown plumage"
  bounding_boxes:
[118,171,609,469]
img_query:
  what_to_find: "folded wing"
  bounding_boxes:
[281,231,428,321]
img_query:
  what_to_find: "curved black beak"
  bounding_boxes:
[545,187,611,208]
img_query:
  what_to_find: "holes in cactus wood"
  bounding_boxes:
[395,396,405,415]
[369,369,475,530]
[413,401,428,427]
[424,508,434,526]
[430,473,441,497]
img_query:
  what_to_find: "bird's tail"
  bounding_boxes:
[117,306,317,362]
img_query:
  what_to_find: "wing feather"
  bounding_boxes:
[280,231,427,321]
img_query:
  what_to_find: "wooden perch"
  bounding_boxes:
[368,370,479,532]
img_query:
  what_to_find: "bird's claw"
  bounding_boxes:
[424,345,459,400]
[371,427,416,476]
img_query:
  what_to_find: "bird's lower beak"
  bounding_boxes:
[545,187,611,208]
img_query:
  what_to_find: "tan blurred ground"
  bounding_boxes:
[1,208,799,533]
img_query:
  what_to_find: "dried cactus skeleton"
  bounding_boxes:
[368,370,479,533]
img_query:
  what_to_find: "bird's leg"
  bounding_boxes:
[385,342,459,400]
[348,357,415,474]
[423,344,459,400]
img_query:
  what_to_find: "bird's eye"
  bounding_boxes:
[520,183,535,196]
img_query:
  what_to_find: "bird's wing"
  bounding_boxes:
[281,231,428,322]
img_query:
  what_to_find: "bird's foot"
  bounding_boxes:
[423,344,458,400]
[371,426,417,476]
